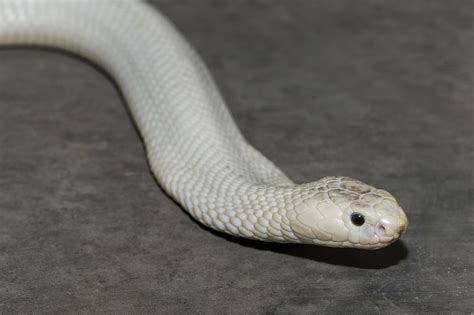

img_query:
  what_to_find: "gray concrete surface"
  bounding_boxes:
[0,0,473,313]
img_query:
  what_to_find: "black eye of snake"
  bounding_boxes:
[350,212,365,226]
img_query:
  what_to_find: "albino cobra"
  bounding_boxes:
[0,0,408,249]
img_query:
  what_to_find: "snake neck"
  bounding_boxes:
[162,171,300,242]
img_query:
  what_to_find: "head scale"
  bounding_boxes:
[287,177,408,249]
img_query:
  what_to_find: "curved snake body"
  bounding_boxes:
[0,0,408,249]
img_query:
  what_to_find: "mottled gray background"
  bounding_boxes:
[0,0,473,313]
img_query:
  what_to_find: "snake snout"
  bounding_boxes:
[376,216,408,242]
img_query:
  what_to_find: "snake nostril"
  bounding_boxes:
[377,225,387,237]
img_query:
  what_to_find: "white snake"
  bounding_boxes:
[0,0,408,249]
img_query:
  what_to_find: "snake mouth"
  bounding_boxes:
[381,234,399,244]
[380,228,407,245]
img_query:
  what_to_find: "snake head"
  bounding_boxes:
[287,177,408,249]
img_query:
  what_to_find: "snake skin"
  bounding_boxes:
[0,0,408,249]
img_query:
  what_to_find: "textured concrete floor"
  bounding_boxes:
[0,0,473,313]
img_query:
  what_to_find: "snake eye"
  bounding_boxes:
[350,212,365,226]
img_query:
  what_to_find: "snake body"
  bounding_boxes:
[0,0,408,249]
